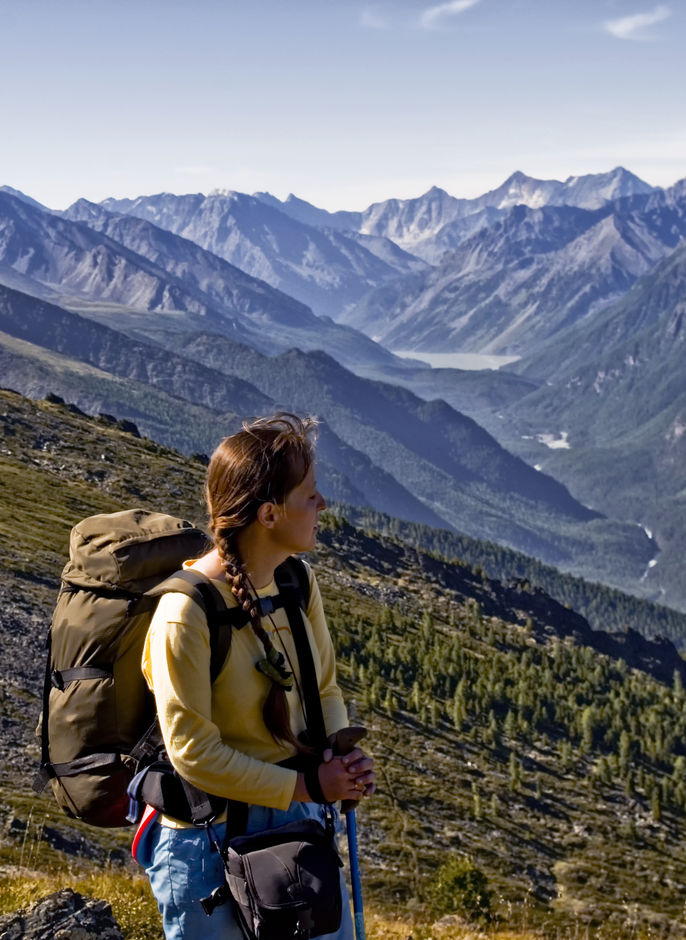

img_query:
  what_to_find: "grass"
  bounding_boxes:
[0,868,163,939]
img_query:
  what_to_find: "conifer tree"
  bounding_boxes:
[650,786,662,822]
[383,689,397,718]
[470,782,482,819]
[508,752,521,791]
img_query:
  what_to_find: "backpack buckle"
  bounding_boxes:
[50,670,64,691]
[258,595,277,616]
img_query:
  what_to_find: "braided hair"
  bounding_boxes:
[206,413,318,748]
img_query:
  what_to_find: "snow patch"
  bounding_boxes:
[537,432,570,450]
[641,557,659,581]
[667,419,686,442]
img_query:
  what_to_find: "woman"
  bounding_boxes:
[137,412,375,940]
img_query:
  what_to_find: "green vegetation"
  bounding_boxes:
[0,869,162,940]
[326,502,686,646]
[428,854,493,923]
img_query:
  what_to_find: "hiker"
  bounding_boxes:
[135,413,375,939]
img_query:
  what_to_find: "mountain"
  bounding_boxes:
[252,191,362,231]
[341,185,686,355]
[4,388,686,937]
[0,190,406,374]
[257,168,654,265]
[482,241,686,609]
[0,283,453,524]
[0,189,256,335]
[98,189,426,320]
[0,184,51,212]
[472,167,654,212]
[6,174,686,608]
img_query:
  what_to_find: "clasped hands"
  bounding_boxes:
[317,740,375,804]
[295,727,375,804]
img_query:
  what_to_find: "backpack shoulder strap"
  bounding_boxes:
[146,569,244,683]
[275,558,326,751]
[275,556,311,612]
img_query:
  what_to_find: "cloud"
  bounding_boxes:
[603,4,671,40]
[360,7,389,29]
[420,0,480,30]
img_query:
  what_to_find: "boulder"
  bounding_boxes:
[0,888,123,939]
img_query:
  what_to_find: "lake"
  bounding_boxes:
[392,350,521,371]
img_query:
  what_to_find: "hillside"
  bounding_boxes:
[3,390,686,937]
[143,329,661,589]
[0,189,402,375]
[0,279,660,599]
[330,503,686,648]
[487,240,686,611]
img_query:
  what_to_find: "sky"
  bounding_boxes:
[1,0,684,211]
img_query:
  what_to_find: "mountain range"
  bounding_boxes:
[341,182,686,354]
[0,276,656,587]
[1,167,685,610]
[255,166,654,263]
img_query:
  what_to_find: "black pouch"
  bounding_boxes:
[223,813,343,940]
[127,759,227,825]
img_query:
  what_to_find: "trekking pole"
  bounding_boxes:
[334,727,368,940]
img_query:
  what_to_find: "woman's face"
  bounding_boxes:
[272,463,326,554]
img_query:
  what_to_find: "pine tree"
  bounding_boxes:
[619,730,632,777]
[472,782,482,819]
[650,786,662,823]
[451,679,467,729]
[508,752,521,791]
[581,705,596,752]
[383,689,397,718]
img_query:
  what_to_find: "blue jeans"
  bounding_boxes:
[137,801,354,940]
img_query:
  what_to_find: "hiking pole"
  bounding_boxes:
[334,726,368,940]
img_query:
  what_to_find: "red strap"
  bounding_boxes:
[131,804,158,862]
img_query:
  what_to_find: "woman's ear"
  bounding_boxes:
[256,501,280,528]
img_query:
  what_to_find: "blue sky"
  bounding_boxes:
[1,0,684,210]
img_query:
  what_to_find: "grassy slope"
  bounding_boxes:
[1,389,686,939]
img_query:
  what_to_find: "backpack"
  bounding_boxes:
[33,508,311,828]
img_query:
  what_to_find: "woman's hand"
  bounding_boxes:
[294,747,376,803]
[319,746,375,801]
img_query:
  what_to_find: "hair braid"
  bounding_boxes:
[215,530,301,750]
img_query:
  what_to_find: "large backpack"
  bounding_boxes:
[33,508,311,828]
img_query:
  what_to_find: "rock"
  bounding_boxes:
[0,888,123,939]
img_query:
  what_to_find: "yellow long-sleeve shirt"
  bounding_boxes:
[142,560,348,815]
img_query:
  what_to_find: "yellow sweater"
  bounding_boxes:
[142,560,347,815]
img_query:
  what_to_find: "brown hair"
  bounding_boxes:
[206,412,318,748]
